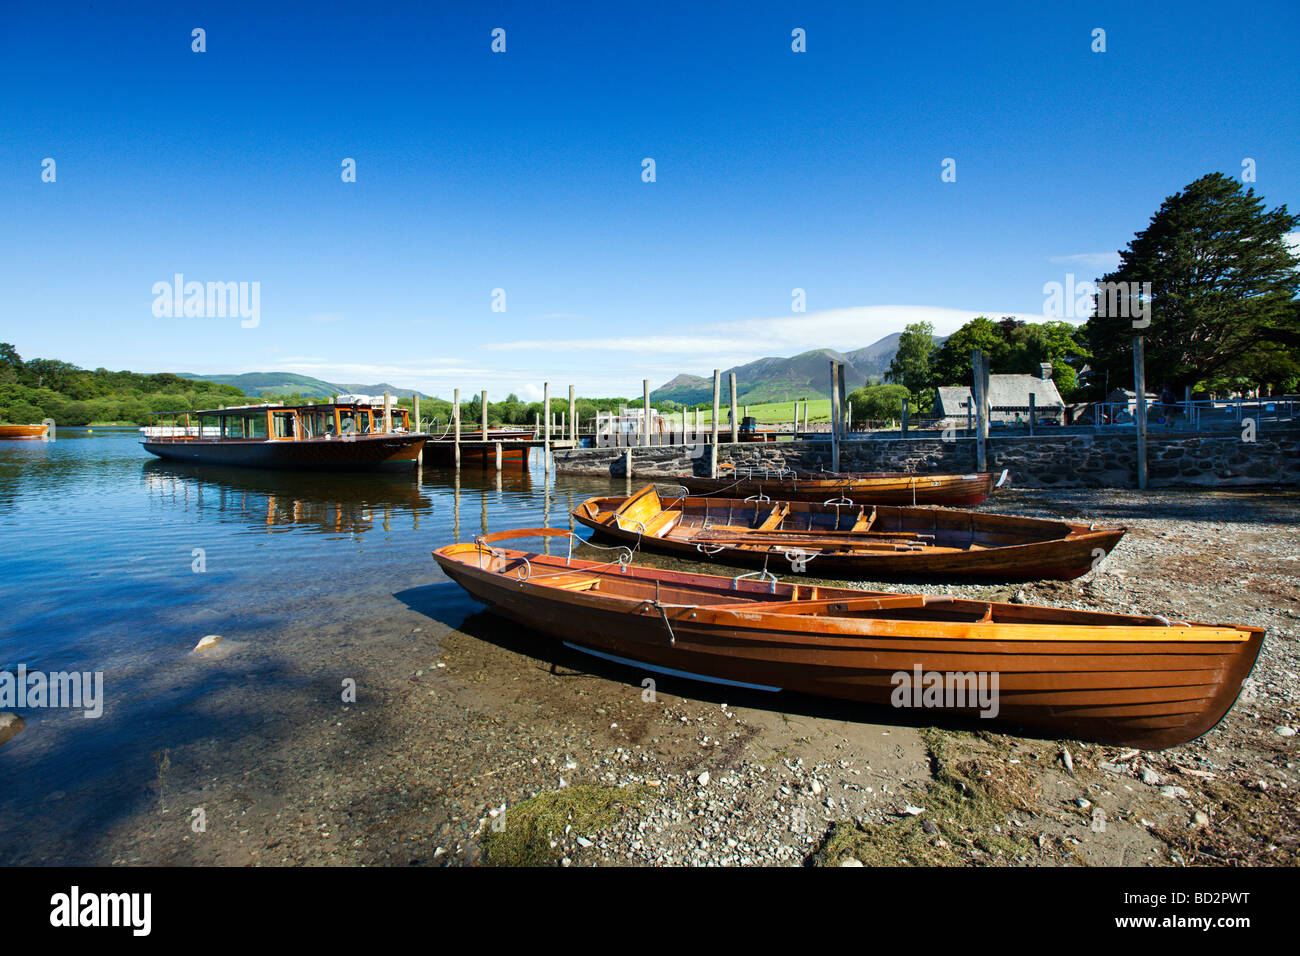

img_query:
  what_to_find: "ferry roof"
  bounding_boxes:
[150,401,405,417]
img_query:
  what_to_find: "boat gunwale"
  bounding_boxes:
[433,539,1259,644]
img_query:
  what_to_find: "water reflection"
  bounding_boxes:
[138,459,571,542]
[142,460,432,537]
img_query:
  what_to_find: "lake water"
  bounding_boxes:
[0,428,628,863]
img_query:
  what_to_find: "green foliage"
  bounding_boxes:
[1086,172,1300,393]
[847,383,912,421]
[929,317,1090,400]
[884,322,936,397]
[0,344,248,425]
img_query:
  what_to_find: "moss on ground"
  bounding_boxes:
[480,784,646,867]
[812,729,1040,867]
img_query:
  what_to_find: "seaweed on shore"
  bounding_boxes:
[480,784,647,867]
[811,729,1040,867]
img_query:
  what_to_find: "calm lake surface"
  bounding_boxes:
[0,428,627,862]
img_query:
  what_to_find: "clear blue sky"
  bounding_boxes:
[2,0,1297,398]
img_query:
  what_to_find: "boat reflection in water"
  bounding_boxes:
[142,460,433,537]
[140,457,585,544]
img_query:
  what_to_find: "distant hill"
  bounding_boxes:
[650,334,945,405]
[178,372,429,400]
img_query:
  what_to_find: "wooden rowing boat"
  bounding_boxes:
[573,485,1124,580]
[433,530,1263,749]
[0,423,49,440]
[677,468,1006,506]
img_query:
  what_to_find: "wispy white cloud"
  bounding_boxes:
[1048,252,1122,271]
[484,305,1053,359]
[1286,231,1300,258]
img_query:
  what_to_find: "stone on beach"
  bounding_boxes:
[0,712,25,748]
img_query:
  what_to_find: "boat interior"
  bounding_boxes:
[578,485,1082,553]
[440,533,1240,635]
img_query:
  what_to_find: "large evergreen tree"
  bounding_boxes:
[1085,172,1300,393]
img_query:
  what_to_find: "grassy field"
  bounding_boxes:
[680,398,833,425]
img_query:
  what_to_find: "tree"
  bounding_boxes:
[1086,172,1300,393]
[884,322,936,398]
[930,317,1009,386]
[846,384,911,422]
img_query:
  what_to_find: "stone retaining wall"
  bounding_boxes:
[551,429,1300,489]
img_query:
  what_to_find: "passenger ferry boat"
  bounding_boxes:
[139,399,429,471]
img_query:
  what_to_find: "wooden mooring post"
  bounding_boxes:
[643,379,651,447]
[1028,394,1035,437]
[453,388,461,468]
[543,382,551,472]
[1134,335,1148,490]
[568,385,576,443]
[973,350,990,472]
[710,369,720,479]
[729,373,739,443]
[829,360,841,472]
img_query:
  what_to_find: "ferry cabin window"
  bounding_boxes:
[224,417,244,439]
[338,409,358,436]
[243,415,268,439]
[359,410,373,434]
[272,412,296,439]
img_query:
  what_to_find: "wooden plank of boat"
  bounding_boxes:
[0,423,49,440]
[432,529,1264,750]
[676,469,1007,507]
[573,485,1125,581]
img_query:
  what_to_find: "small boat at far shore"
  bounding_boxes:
[433,530,1264,749]
[574,485,1125,580]
[677,468,1007,507]
[0,423,49,440]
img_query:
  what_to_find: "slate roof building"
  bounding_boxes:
[933,363,1066,424]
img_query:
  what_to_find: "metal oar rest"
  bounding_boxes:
[472,527,634,578]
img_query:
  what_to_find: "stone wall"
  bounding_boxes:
[551,429,1300,489]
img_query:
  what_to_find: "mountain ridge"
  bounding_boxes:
[649,333,944,405]
[176,372,430,400]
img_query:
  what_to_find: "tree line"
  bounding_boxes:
[854,173,1299,420]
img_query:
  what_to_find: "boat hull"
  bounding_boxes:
[433,542,1263,749]
[678,471,1000,506]
[575,491,1124,581]
[0,424,49,440]
[142,434,427,472]
[421,442,531,467]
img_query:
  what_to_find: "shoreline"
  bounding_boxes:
[1,486,1295,867]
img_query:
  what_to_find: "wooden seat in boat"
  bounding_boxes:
[538,572,603,591]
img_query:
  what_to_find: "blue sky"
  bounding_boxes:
[2,0,1298,398]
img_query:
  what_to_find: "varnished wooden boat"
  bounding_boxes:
[433,530,1263,749]
[573,485,1124,580]
[0,424,49,440]
[677,468,1007,506]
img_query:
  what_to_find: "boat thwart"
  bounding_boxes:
[574,484,1125,580]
